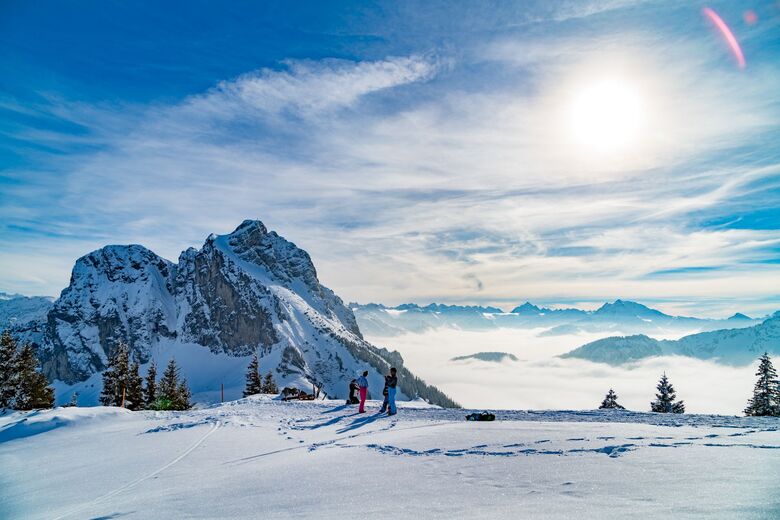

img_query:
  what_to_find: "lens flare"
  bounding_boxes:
[703,7,746,69]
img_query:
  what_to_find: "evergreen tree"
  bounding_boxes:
[744,352,780,417]
[154,358,190,410]
[243,354,263,397]
[99,362,117,407]
[67,392,79,407]
[158,358,180,402]
[99,342,131,406]
[125,359,144,411]
[650,373,685,413]
[599,388,625,410]
[0,331,19,410]
[175,378,192,410]
[14,343,54,410]
[262,370,278,394]
[144,360,157,408]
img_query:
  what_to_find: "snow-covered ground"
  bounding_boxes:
[2,398,779,519]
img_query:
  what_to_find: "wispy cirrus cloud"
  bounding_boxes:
[189,56,441,118]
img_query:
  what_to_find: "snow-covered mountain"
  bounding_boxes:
[0,292,54,328]
[0,292,54,348]
[352,299,762,337]
[8,221,456,407]
[562,314,780,366]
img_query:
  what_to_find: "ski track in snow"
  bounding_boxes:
[51,421,221,520]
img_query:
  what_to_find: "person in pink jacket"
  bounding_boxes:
[357,370,369,413]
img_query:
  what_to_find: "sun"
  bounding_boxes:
[568,79,644,153]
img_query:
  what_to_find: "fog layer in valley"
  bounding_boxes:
[369,328,757,415]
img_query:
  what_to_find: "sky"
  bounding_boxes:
[1,0,779,317]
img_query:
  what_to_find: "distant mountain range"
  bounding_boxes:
[562,313,780,366]
[1,221,456,407]
[351,299,762,338]
[0,292,53,326]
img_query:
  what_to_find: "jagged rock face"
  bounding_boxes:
[176,242,278,355]
[25,221,456,408]
[39,245,178,382]
[224,220,361,338]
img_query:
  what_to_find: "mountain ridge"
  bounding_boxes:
[562,315,780,366]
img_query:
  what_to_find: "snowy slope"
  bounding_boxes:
[15,221,455,407]
[563,314,780,366]
[1,398,779,519]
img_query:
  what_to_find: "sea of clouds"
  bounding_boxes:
[369,327,758,415]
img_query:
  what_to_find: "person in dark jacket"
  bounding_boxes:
[346,379,360,404]
[378,373,390,413]
[386,367,398,415]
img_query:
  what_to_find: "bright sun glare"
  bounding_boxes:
[569,79,643,153]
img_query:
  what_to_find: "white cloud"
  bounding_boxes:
[188,56,440,118]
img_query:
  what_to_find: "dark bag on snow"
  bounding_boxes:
[465,412,496,421]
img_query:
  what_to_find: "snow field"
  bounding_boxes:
[1,397,779,519]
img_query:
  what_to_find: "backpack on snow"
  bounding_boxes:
[465,412,496,421]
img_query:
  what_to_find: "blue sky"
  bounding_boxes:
[1,0,779,316]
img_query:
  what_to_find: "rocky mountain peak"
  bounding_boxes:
[72,244,174,286]
[594,299,665,318]
[512,302,542,314]
[232,219,269,236]
[224,219,319,290]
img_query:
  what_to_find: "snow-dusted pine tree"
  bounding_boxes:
[157,358,180,406]
[156,358,190,410]
[650,373,685,413]
[99,364,117,407]
[744,352,780,417]
[243,354,263,397]
[262,370,278,394]
[0,331,19,410]
[14,343,54,410]
[67,392,79,407]
[99,342,132,406]
[175,378,192,410]
[144,360,157,408]
[599,388,625,410]
[125,360,144,411]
